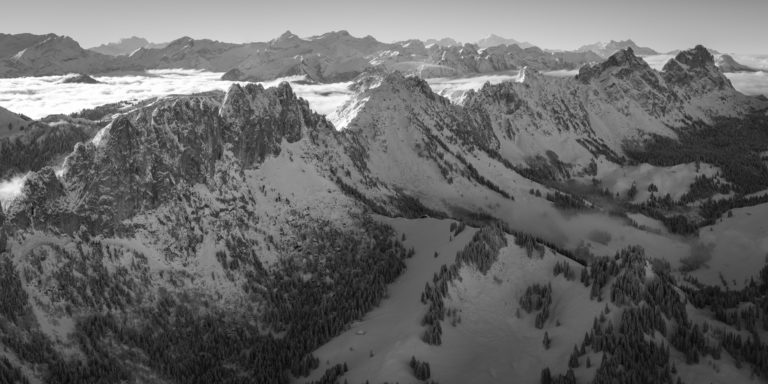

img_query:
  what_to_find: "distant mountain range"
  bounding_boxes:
[575,39,659,58]
[89,36,168,56]
[0,31,601,81]
[476,34,536,49]
[424,34,535,49]
[0,32,759,81]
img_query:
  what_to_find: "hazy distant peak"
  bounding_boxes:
[424,37,460,47]
[476,34,535,49]
[577,39,658,58]
[89,36,166,56]
[716,54,758,73]
[276,30,301,41]
[12,34,84,62]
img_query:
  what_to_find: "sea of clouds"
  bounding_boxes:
[0,70,527,122]
[1,59,766,122]
[0,70,354,120]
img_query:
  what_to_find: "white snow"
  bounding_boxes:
[299,217,479,384]
[582,158,722,203]
[695,202,768,289]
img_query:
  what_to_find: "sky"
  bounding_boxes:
[1,0,767,54]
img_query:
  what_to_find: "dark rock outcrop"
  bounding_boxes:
[61,73,101,84]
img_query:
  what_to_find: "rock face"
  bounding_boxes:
[0,115,101,177]
[577,47,656,82]
[662,45,733,95]
[220,82,333,164]
[61,73,101,84]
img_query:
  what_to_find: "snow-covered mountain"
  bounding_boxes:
[2,43,768,384]
[715,54,759,72]
[476,33,536,49]
[89,36,168,56]
[0,31,599,81]
[0,34,140,77]
[461,46,764,170]
[577,39,659,58]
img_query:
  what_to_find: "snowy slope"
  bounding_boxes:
[2,42,768,382]
[0,105,30,138]
[302,219,762,384]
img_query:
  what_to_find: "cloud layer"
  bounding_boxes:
[0,70,360,120]
[1,60,766,123]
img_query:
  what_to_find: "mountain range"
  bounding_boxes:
[89,36,169,56]
[0,31,759,81]
[1,24,768,383]
[575,39,659,58]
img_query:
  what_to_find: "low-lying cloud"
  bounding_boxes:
[0,172,28,210]
[1,58,766,124]
[0,70,356,120]
[0,70,526,122]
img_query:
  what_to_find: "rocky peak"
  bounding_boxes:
[12,34,85,62]
[220,83,276,121]
[333,70,448,134]
[169,36,195,47]
[50,93,230,227]
[670,45,715,69]
[220,81,331,164]
[604,48,647,68]
[576,47,652,83]
[662,45,732,92]
[271,30,302,48]
[61,73,101,84]
[370,71,440,102]
[318,30,351,39]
